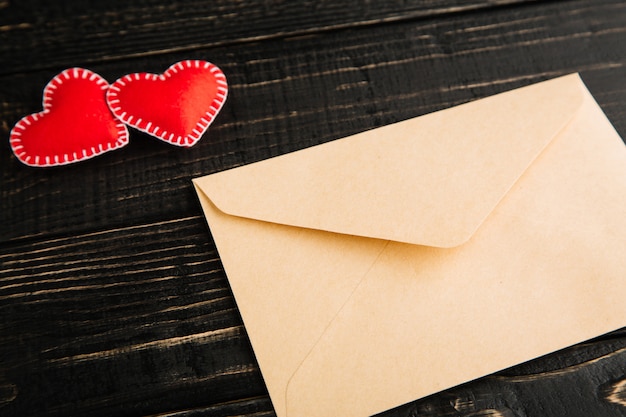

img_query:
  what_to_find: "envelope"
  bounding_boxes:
[193,74,626,417]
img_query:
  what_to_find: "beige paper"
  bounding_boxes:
[193,74,626,417]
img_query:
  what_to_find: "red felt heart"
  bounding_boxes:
[10,68,129,167]
[106,60,228,147]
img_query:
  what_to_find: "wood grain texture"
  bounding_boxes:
[2,0,626,415]
[0,0,536,76]
[0,217,268,416]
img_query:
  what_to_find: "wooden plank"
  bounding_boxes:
[0,216,267,416]
[0,0,537,75]
[144,398,275,417]
[2,0,625,243]
[1,217,626,416]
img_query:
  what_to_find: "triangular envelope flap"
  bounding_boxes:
[196,74,584,248]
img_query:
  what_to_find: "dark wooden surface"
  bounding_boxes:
[1,0,626,416]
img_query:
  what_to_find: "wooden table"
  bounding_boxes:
[2,1,626,416]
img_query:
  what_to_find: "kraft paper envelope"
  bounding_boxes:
[193,74,626,417]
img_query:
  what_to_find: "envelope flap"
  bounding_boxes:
[195,74,584,248]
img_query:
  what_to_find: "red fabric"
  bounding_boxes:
[10,68,129,167]
[106,60,228,147]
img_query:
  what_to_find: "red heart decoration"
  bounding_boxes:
[10,68,129,167]
[106,60,228,147]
